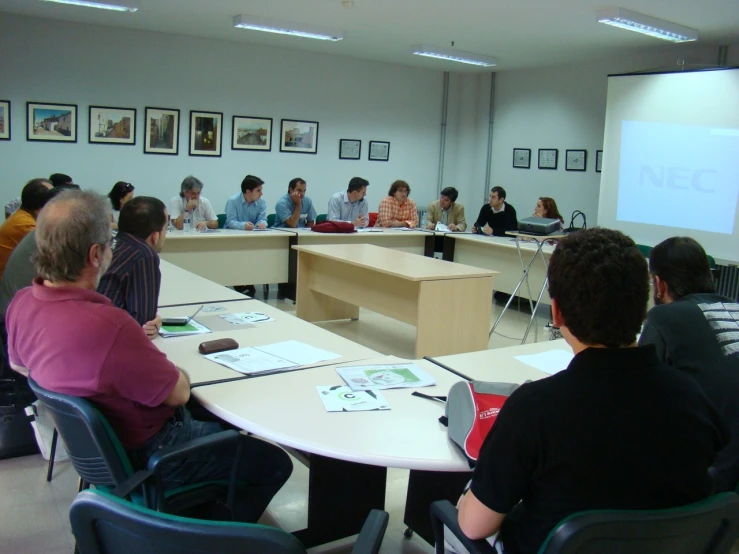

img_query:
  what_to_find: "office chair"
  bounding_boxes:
[217,213,227,228]
[70,489,390,554]
[316,213,328,224]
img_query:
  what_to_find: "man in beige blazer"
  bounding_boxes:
[426,187,466,231]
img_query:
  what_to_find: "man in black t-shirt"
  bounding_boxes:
[471,186,517,237]
[640,236,739,492]
[455,228,728,554]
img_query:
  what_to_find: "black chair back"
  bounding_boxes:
[28,378,133,488]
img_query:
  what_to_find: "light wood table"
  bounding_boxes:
[293,243,497,357]
[156,299,380,386]
[160,229,293,287]
[158,259,248,308]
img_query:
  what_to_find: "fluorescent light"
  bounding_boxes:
[40,0,138,12]
[596,8,698,43]
[233,15,343,41]
[412,45,497,67]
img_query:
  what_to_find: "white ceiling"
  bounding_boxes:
[1,0,738,70]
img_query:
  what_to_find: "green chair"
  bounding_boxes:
[316,214,328,224]
[70,489,390,554]
[430,493,739,554]
[267,214,276,228]
[217,213,227,229]
[636,244,652,258]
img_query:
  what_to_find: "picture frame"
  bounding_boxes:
[280,119,319,154]
[144,107,180,155]
[27,102,77,143]
[368,140,390,162]
[232,116,272,152]
[512,148,531,169]
[189,110,223,157]
[89,105,136,145]
[538,148,558,170]
[339,139,361,160]
[0,100,9,141]
[565,149,587,172]
[596,150,603,173]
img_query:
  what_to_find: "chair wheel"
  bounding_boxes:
[403,527,413,538]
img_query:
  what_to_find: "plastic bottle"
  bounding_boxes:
[420,211,427,229]
[183,211,192,232]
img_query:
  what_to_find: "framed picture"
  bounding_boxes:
[144,107,180,155]
[368,140,390,162]
[596,150,603,173]
[89,105,136,145]
[565,149,587,172]
[27,102,77,142]
[280,119,319,154]
[232,116,272,151]
[512,148,531,169]
[189,110,223,157]
[0,100,9,140]
[538,148,558,170]
[339,139,361,160]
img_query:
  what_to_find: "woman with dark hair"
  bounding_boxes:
[533,197,564,223]
[108,181,135,229]
[376,180,418,228]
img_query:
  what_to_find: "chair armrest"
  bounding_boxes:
[146,429,241,471]
[351,509,389,554]
[430,500,497,554]
[111,470,153,499]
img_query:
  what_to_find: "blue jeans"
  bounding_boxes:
[132,407,293,523]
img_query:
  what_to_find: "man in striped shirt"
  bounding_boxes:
[98,197,168,339]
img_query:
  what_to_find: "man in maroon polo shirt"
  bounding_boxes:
[5,190,292,523]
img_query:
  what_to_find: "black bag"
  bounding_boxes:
[0,379,39,460]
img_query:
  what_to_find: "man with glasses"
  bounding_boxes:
[170,176,218,231]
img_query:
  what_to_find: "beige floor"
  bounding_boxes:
[0,290,552,554]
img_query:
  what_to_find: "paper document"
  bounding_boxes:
[204,340,341,375]
[435,223,450,232]
[257,340,341,365]
[336,363,436,391]
[514,350,574,375]
[159,320,211,338]
[317,386,390,412]
[220,312,274,325]
[356,228,383,233]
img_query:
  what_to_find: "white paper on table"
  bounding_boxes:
[256,340,341,365]
[220,312,274,325]
[356,228,383,233]
[316,386,390,412]
[204,348,297,375]
[435,222,450,232]
[159,319,212,338]
[514,350,574,375]
[336,363,436,391]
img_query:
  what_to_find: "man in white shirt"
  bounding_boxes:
[169,176,218,231]
[327,177,369,228]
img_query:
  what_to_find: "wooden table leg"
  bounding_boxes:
[295,254,360,322]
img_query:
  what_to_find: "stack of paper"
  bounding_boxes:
[435,223,450,232]
[204,340,340,376]
[316,386,390,412]
[219,312,274,325]
[159,320,212,338]
[336,363,436,391]
[514,349,574,375]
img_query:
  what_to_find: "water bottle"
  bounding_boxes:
[420,211,427,229]
[183,211,192,232]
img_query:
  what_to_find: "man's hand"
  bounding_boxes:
[482,224,493,236]
[245,222,255,230]
[352,215,367,227]
[290,191,302,205]
[471,225,478,234]
[448,223,457,231]
[257,222,267,230]
[195,221,208,231]
[143,315,162,340]
[426,221,435,230]
[186,199,199,211]
[391,220,407,228]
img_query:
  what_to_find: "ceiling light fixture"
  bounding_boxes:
[412,44,497,67]
[40,0,138,12]
[596,8,698,43]
[233,15,344,41]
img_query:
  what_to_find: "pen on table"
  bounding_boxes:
[411,391,447,404]
[187,305,204,324]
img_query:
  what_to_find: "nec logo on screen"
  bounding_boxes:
[640,165,718,192]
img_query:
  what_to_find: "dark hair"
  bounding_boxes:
[649,237,714,300]
[441,187,458,203]
[20,179,52,212]
[548,228,648,347]
[539,197,563,223]
[49,173,73,187]
[118,196,167,240]
[491,186,506,200]
[108,181,134,211]
[388,180,411,197]
[241,175,264,193]
[347,177,369,193]
[288,177,306,191]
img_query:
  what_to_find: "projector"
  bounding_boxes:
[517,217,561,236]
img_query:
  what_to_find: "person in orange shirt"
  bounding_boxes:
[0,178,53,280]
[376,180,418,228]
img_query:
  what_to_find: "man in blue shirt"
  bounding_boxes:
[274,178,316,228]
[225,175,267,230]
[327,177,369,228]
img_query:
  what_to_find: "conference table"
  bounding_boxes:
[192,355,471,547]
[158,259,248,307]
[293,243,498,357]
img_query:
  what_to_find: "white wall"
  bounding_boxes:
[0,14,443,215]
[487,44,735,226]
